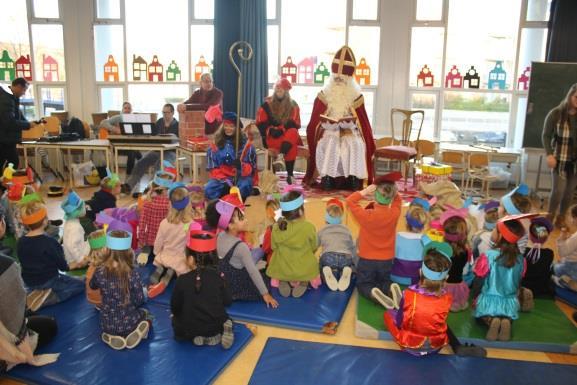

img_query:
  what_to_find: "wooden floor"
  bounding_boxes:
[2,176,577,385]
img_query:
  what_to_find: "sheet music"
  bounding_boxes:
[142,124,152,134]
[123,124,133,134]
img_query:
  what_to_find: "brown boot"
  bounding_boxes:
[498,318,512,341]
[486,317,501,341]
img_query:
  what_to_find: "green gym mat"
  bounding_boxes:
[355,294,577,354]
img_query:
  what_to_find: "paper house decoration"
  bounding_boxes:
[132,55,147,81]
[0,50,15,81]
[103,55,119,82]
[297,57,315,84]
[281,56,297,84]
[417,65,434,87]
[314,62,330,84]
[194,56,211,81]
[517,66,531,91]
[444,65,462,88]
[166,60,181,81]
[463,66,480,89]
[15,55,32,81]
[148,55,163,82]
[42,54,59,81]
[488,61,506,90]
[355,57,371,85]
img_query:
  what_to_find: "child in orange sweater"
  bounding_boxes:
[346,171,403,307]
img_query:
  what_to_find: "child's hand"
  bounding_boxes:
[136,252,149,266]
[262,293,279,309]
[560,227,570,241]
[361,184,376,197]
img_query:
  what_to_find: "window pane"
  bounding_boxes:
[446,0,521,90]
[0,0,31,81]
[267,25,279,83]
[527,0,551,21]
[194,0,214,19]
[410,27,444,87]
[363,90,375,128]
[441,92,510,147]
[267,0,276,19]
[517,28,547,89]
[127,84,189,115]
[416,0,443,20]
[100,87,124,112]
[410,93,436,140]
[513,97,527,148]
[126,0,188,81]
[94,25,125,82]
[31,24,65,81]
[33,0,59,18]
[286,85,323,134]
[353,0,378,20]
[191,25,214,82]
[281,0,346,84]
[40,87,65,115]
[96,0,120,19]
[348,26,380,84]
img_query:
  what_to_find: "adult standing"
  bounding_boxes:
[177,73,223,135]
[542,83,577,228]
[120,103,179,195]
[255,78,302,185]
[0,78,38,170]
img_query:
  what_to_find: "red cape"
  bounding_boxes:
[304,92,375,186]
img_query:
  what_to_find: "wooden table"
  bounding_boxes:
[18,139,112,185]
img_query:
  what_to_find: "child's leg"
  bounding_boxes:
[554,262,577,280]
[447,326,486,357]
[149,265,166,285]
[221,319,234,349]
[250,247,265,264]
[482,316,501,341]
[160,268,175,286]
[376,260,394,296]
[26,315,57,349]
[356,258,379,300]
[47,275,85,305]
[498,317,512,341]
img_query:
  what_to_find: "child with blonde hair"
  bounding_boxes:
[85,229,108,308]
[90,230,150,350]
[318,198,356,291]
[261,198,281,264]
[148,183,201,298]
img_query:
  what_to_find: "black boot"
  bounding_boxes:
[348,175,362,191]
[321,176,332,191]
[286,160,295,185]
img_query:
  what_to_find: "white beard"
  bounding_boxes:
[323,75,361,119]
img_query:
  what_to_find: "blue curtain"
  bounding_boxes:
[213,0,267,118]
[546,0,577,62]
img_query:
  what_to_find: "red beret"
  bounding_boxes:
[275,78,292,91]
[374,171,402,185]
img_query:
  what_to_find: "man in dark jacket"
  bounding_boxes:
[0,78,37,169]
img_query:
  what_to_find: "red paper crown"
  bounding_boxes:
[186,230,217,252]
[326,198,344,210]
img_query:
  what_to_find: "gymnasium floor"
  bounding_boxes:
[2,175,577,385]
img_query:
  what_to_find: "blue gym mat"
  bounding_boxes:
[556,286,577,308]
[249,338,577,385]
[139,265,354,334]
[8,295,253,385]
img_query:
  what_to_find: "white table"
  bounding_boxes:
[111,142,178,176]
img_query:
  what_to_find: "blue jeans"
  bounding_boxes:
[28,274,85,306]
[554,261,577,281]
[356,258,393,301]
[319,252,353,283]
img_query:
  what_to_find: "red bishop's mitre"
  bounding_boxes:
[331,45,357,77]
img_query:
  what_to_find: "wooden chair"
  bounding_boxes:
[50,111,68,123]
[92,113,108,126]
[107,110,120,117]
[414,139,436,167]
[373,109,424,189]
[466,152,497,198]
[440,150,466,189]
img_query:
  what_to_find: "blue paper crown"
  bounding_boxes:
[421,241,453,281]
[280,195,304,212]
[411,197,430,212]
[405,212,424,229]
[154,171,174,188]
[325,212,342,225]
[106,231,133,251]
[168,182,186,197]
[61,190,83,214]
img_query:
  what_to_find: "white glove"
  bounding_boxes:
[136,252,149,266]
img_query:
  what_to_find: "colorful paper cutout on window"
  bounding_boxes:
[445,65,462,88]
[281,56,297,84]
[0,50,16,82]
[103,55,119,82]
[15,54,32,81]
[488,61,506,90]
[314,62,330,84]
[518,66,530,91]
[297,57,315,84]
[42,54,59,81]
[194,56,210,81]
[463,66,480,89]
[132,54,147,81]
[148,55,163,82]
[355,58,371,86]
[166,60,181,81]
[417,64,434,87]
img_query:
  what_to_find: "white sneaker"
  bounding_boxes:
[389,283,403,309]
[322,266,339,291]
[371,288,396,309]
[337,266,352,292]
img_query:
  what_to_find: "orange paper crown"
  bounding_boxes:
[21,207,47,225]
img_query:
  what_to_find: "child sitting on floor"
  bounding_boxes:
[266,191,320,298]
[61,191,90,269]
[384,241,486,357]
[148,183,201,298]
[472,200,500,259]
[522,217,554,297]
[85,229,108,308]
[171,231,235,349]
[137,171,173,262]
[391,199,430,286]
[187,185,207,225]
[345,172,403,308]
[318,198,356,292]
[85,170,121,222]
[474,214,533,341]
[441,208,471,312]
[207,196,278,308]
[499,184,532,252]
[554,205,577,291]
[261,198,281,264]
[17,202,84,309]
[90,230,150,350]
